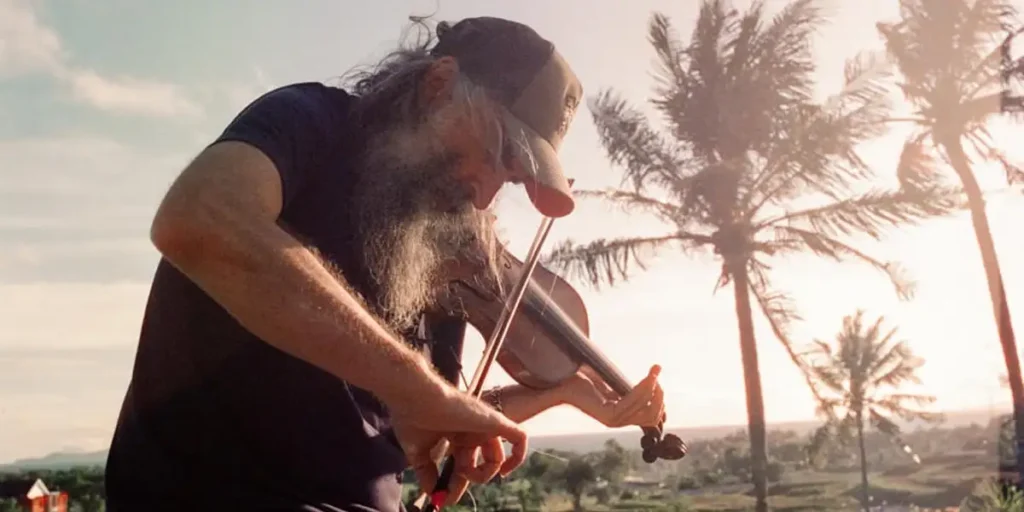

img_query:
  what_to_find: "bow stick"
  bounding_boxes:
[415,191,565,512]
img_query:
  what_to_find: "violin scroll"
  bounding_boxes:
[641,431,688,463]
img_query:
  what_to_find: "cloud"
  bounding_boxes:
[64,68,203,118]
[0,0,201,118]
[0,135,188,283]
[0,0,62,76]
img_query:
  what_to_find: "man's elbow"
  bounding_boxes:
[150,204,211,268]
[149,143,284,269]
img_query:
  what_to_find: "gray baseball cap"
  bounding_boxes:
[432,17,582,218]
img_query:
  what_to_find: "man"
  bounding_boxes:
[105,16,664,512]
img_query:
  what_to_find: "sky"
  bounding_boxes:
[1,0,1023,463]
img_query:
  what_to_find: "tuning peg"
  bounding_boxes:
[642,447,657,464]
[656,434,688,460]
[640,434,656,451]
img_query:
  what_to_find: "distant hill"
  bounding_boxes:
[0,449,107,472]
[529,407,1011,454]
[1,407,1008,472]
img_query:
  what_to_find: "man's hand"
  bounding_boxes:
[389,386,528,506]
[556,364,665,428]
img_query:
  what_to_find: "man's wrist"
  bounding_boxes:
[374,351,452,410]
[482,386,504,412]
[544,383,570,408]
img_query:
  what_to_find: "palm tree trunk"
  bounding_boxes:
[941,136,1024,484]
[732,264,769,512]
[857,412,870,512]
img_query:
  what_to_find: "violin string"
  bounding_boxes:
[449,344,472,390]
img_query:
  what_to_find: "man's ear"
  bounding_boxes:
[421,56,460,107]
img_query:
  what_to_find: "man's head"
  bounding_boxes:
[343,17,583,331]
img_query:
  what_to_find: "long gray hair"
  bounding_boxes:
[335,18,533,330]
[341,17,528,174]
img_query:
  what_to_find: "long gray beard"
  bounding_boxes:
[351,120,501,333]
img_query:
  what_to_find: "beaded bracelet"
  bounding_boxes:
[483,386,503,413]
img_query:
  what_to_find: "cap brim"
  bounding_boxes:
[501,110,575,218]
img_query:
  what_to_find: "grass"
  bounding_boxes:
[537,450,999,511]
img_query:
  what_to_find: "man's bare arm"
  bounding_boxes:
[150,141,451,409]
[484,385,565,424]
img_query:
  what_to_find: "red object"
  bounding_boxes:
[0,478,69,512]
[430,491,448,510]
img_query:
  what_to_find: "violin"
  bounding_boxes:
[436,244,689,463]
[410,216,686,512]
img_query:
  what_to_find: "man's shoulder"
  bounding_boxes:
[250,81,356,119]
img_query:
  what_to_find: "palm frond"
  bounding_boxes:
[743,50,894,213]
[870,361,921,389]
[868,408,902,437]
[760,186,962,240]
[870,394,943,423]
[896,135,947,191]
[961,26,1024,103]
[744,0,820,107]
[542,235,696,290]
[648,11,689,101]
[988,147,1024,185]
[649,4,735,156]
[588,90,691,196]
[746,262,832,405]
[768,225,917,299]
[808,361,849,396]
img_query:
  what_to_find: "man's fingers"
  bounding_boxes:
[618,371,660,412]
[410,456,439,497]
[446,473,471,506]
[500,428,528,476]
[457,437,504,483]
[479,437,506,482]
[643,401,663,426]
[610,379,664,427]
[581,366,618,401]
[454,446,481,478]
[616,386,657,422]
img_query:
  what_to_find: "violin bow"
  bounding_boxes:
[416,192,564,512]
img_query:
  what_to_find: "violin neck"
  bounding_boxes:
[521,280,635,397]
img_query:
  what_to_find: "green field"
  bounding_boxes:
[429,449,1003,511]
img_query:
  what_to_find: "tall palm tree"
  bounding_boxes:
[877,0,1024,478]
[541,1,961,510]
[806,310,941,512]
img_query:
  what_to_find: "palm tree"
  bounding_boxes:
[541,1,961,510]
[877,0,1024,478]
[961,478,1024,512]
[805,310,941,512]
